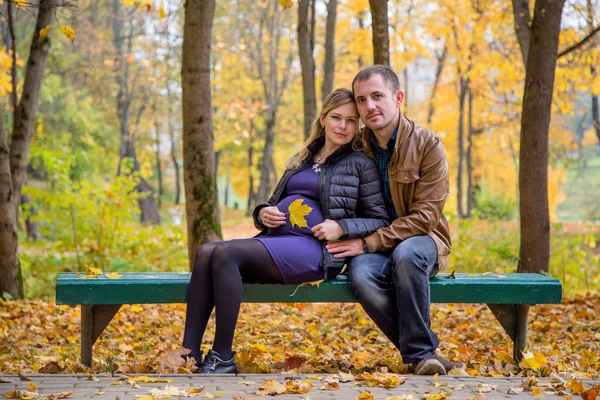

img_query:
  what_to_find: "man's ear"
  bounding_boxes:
[396,90,405,107]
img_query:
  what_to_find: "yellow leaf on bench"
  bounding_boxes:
[105,272,122,279]
[86,266,103,275]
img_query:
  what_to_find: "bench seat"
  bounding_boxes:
[55,272,562,367]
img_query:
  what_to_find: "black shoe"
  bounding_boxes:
[197,349,238,374]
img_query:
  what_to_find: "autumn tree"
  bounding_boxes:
[369,0,389,65]
[321,0,337,102]
[0,0,61,299]
[112,0,160,224]
[298,0,316,140]
[512,0,566,273]
[182,0,221,268]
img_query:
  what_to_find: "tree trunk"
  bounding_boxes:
[593,94,600,149]
[427,44,448,124]
[403,67,409,110]
[457,77,468,219]
[169,119,181,205]
[182,0,221,269]
[518,0,565,274]
[9,0,59,221]
[357,12,365,68]
[256,116,276,204]
[0,112,22,299]
[298,0,317,140]
[154,118,163,208]
[20,194,39,241]
[466,87,475,218]
[511,0,531,66]
[113,0,159,224]
[321,0,337,102]
[246,144,256,216]
[369,0,389,65]
[224,152,230,208]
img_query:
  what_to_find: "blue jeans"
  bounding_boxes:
[348,235,439,364]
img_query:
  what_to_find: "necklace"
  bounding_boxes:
[312,156,322,173]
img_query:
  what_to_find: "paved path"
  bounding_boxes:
[1,374,599,399]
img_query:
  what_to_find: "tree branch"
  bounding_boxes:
[557,24,600,59]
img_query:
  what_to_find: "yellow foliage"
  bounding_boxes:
[39,25,52,39]
[60,26,75,41]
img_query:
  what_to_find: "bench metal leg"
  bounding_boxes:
[486,304,530,363]
[81,305,122,367]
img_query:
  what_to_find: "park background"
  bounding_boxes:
[0,0,599,379]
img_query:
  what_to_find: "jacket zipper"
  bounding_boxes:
[318,162,330,281]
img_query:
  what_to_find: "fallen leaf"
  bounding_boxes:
[566,379,586,394]
[582,385,600,400]
[238,381,256,386]
[41,391,74,399]
[149,385,190,397]
[471,394,488,400]
[285,380,313,394]
[189,387,205,394]
[104,272,122,279]
[531,387,544,396]
[85,266,102,275]
[423,392,452,400]
[38,361,63,374]
[474,383,497,393]
[5,390,38,399]
[338,371,355,382]
[284,354,308,370]
[444,270,456,279]
[356,389,375,400]
[156,348,190,373]
[17,373,31,381]
[256,380,287,396]
[507,387,523,395]
[520,352,547,370]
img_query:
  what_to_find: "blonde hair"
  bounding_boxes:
[286,88,363,170]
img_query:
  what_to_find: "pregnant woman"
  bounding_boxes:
[182,89,389,374]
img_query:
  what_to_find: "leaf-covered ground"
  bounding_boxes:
[0,293,598,378]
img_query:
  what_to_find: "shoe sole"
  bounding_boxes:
[414,359,446,375]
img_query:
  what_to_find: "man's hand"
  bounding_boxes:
[325,238,365,258]
[312,219,343,241]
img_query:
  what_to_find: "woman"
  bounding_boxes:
[182,88,389,374]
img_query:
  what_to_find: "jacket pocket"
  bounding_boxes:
[393,170,420,184]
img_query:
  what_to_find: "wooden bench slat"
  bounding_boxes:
[55,272,562,305]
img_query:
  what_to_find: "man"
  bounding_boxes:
[326,65,463,375]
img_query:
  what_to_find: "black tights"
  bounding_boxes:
[182,239,283,361]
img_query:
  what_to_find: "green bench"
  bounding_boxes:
[55,272,562,368]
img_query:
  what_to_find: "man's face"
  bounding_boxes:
[353,74,403,132]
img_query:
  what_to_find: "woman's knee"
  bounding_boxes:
[192,242,219,273]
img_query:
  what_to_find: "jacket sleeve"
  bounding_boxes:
[338,158,390,240]
[364,137,449,253]
[251,170,288,231]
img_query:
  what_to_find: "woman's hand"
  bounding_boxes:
[312,219,344,241]
[259,206,287,228]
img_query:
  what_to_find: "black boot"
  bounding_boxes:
[197,349,238,374]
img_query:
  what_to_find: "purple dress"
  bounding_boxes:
[255,167,332,284]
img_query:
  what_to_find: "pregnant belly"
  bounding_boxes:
[267,195,324,237]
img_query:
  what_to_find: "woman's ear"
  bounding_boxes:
[319,114,325,128]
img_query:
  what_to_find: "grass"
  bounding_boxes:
[556,153,600,222]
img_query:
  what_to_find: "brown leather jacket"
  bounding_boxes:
[362,115,452,271]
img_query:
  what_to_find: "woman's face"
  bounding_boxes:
[320,102,359,149]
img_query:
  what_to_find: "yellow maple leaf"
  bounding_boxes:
[205,392,223,398]
[86,266,103,275]
[60,26,75,41]
[288,199,312,229]
[158,2,167,19]
[520,351,547,369]
[105,272,123,279]
[39,25,52,39]
[277,0,293,9]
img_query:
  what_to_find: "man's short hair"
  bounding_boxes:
[352,65,400,95]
